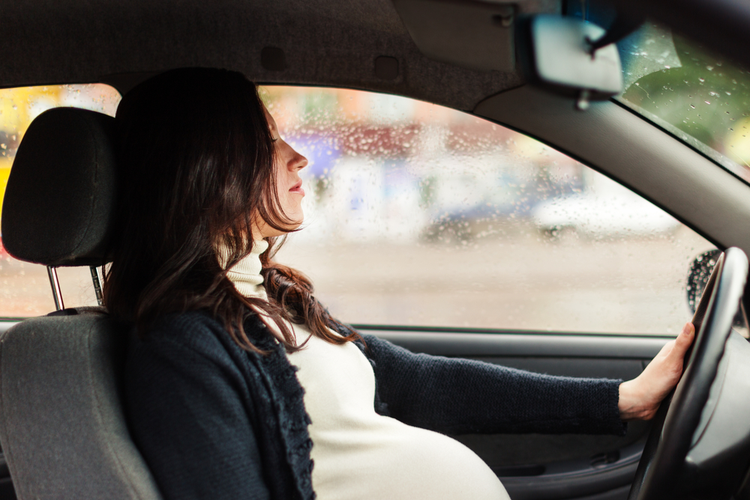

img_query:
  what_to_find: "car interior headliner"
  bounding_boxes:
[0,0,560,109]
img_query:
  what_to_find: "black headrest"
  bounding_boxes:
[1,107,118,267]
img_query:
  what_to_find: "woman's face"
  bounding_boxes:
[257,107,308,238]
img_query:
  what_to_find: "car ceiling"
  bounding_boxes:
[0,0,561,110]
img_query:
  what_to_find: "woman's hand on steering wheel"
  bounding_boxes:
[618,323,695,421]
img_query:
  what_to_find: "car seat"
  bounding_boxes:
[0,107,162,499]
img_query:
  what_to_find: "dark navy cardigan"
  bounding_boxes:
[125,311,625,500]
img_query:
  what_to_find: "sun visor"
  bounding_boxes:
[392,0,523,72]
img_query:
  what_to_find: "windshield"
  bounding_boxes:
[615,22,750,182]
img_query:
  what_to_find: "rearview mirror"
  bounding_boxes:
[516,15,622,109]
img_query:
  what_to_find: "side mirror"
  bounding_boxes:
[687,249,749,335]
[686,249,722,315]
[516,15,623,109]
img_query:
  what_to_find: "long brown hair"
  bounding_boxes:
[104,67,357,352]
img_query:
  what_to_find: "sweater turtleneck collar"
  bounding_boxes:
[219,239,270,300]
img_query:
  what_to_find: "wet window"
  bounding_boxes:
[264,86,716,335]
[0,84,716,334]
[617,23,750,182]
[0,85,121,318]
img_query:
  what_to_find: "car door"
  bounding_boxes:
[367,328,663,500]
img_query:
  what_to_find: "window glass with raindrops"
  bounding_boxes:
[263,86,716,335]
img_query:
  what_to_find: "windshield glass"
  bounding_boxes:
[616,22,750,181]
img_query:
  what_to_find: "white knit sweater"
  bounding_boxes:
[223,241,509,500]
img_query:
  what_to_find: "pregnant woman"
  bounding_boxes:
[106,67,693,500]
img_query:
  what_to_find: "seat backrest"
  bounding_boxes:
[0,310,160,499]
[0,108,162,500]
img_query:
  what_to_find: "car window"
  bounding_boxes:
[0,84,121,318]
[616,22,750,184]
[263,86,716,335]
[0,84,716,334]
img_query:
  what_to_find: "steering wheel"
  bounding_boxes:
[627,247,748,500]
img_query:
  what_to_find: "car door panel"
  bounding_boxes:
[364,328,667,500]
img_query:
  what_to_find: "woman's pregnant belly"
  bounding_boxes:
[288,331,510,500]
[310,413,510,500]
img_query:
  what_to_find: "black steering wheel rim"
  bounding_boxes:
[628,247,748,500]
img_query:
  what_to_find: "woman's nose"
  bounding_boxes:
[290,148,308,171]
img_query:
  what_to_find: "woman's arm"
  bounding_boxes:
[125,326,270,500]
[362,334,625,436]
[362,322,694,435]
